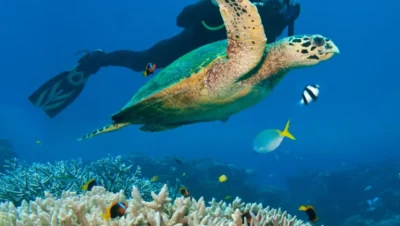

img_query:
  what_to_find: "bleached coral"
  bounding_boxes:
[0,184,309,226]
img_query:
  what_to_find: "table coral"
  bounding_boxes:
[0,184,309,226]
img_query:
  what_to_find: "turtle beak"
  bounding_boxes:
[325,43,340,54]
[319,41,339,61]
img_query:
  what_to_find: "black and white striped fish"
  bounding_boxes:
[299,84,320,105]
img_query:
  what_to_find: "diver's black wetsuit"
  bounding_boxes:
[96,0,300,71]
[29,0,300,118]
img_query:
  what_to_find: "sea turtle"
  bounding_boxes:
[78,0,339,141]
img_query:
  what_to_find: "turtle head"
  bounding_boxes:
[282,34,339,68]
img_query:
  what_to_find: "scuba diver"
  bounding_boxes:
[29,0,300,118]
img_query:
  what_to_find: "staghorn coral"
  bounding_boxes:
[0,139,17,173]
[0,184,309,226]
[123,153,271,206]
[0,155,163,205]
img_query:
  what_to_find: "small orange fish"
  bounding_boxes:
[180,187,190,198]
[102,202,128,221]
[241,210,261,224]
[81,179,102,191]
[143,63,156,77]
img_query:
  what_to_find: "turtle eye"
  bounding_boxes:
[313,36,325,47]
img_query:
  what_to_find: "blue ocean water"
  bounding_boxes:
[0,1,399,224]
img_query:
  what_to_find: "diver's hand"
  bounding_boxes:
[75,49,107,76]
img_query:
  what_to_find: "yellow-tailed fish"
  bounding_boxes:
[252,119,295,153]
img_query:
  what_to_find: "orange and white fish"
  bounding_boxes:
[180,187,190,198]
[102,202,128,221]
[143,63,156,77]
[299,205,318,224]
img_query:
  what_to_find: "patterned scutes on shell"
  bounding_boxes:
[120,40,229,112]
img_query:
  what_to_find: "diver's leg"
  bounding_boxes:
[286,4,300,36]
[29,27,204,118]
[29,50,106,118]
[104,27,203,71]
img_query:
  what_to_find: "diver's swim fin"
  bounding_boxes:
[29,68,87,118]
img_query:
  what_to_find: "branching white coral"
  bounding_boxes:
[0,184,309,226]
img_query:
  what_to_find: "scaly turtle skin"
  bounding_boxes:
[78,0,339,141]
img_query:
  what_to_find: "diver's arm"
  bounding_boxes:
[100,50,144,72]
[286,3,300,36]
[176,0,216,28]
[292,3,301,21]
[82,26,208,73]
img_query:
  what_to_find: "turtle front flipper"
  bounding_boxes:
[206,0,267,94]
[77,122,130,141]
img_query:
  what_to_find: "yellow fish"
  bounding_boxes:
[35,140,42,145]
[219,175,228,183]
[224,195,232,200]
[182,172,186,176]
[151,176,159,182]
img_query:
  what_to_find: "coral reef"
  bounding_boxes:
[0,155,163,206]
[0,139,17,173]
[0,152,289,212]
[123,153,286,208]
[0,184,308,226]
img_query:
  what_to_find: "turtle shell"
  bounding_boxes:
[111,40,228,123]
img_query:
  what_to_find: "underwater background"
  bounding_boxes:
[0,0,399,225]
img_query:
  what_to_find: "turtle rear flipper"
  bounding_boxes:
[77,123,130,141]
[207,0,267,92]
